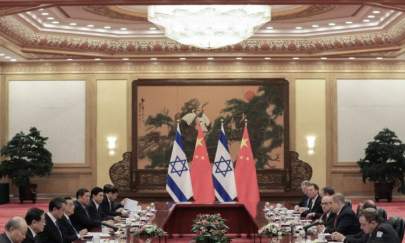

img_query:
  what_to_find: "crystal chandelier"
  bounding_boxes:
[148,5,271,49]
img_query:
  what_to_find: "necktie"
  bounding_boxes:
[55,220,63,240]
[308,199,313,211]
[67,217,79,235]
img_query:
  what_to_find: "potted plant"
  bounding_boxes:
[357,128,405,202]
[0,127,53,203]
[191,214,230,243]
[133,224,165,243]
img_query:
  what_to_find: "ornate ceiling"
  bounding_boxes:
[0,1,405,62]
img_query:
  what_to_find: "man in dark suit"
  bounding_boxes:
[302,183,323,219]
[36,197,65,243]
[58,197,87,243]
[332,208,399,243]
[70,188,101,231]
[87,187,109,221]
[0,217,28,243]
[318,195,336,233]
[326,193,361,235]
[23,208,45,243]
[296,180,311,208]
[100,184,126,219]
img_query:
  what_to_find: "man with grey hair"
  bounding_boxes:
[296,180,311,209]
[0,216,28,243]
[327,193,360,235]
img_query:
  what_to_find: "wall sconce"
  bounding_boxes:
[306,135,316,155]
[107,136,117,156]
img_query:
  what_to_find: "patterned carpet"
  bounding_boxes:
[1,200,404,242]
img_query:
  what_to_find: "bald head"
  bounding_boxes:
[5,216,27,243]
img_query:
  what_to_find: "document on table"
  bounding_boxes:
[124,198,139,212]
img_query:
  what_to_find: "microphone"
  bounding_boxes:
[303,219,324,231]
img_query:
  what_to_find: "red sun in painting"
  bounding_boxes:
[244,90,256,101]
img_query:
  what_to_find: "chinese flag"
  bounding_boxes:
[235,126,260,218]
[190,121,215,203]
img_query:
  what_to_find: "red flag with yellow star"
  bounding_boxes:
[190,121,215,203]
[235,125,260,217]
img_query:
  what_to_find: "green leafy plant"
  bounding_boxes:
[191,214,230,243]
[0,127,53,187]
[133,224,165,239]
[357,128,405,193]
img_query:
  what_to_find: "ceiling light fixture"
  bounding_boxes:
[266,26,273,30]
[236,57,243,60]
[349,57,355,60]
[104,26,111,29]
[320,57,328,60]
[372,10,381,14]
[47,17,54,20]
[67,58,73,61]
[10,59,17,62]
[69,23,77,26]
[87,24,95,28]
[368,15,375,18]
[376,57,383,60]
[41,12,49,16]
[292,57,300,60]
[122,58,129,61]
[120,27,128,31]
[295,26,303,30]
[4,56,11,59]
[345,21,353,24]
[94,58,101,61]
[148,5,271,49]
[150,57,157,61]
[179,57,187,60]
[0,53,4,56]
[363,19,370,22]
[264,57,271,60]
[149,27,157,30]
[328,23,336,26]
[312,24,319,28]
[207,57,214,60]
[51,21,60,24]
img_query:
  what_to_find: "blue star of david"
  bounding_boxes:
[169,156,188,177]
[214,156,233,177]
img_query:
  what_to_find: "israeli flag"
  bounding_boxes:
[212,123,237,202]
[166,124,193,202]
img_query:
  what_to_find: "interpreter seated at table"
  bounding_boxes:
[326,193,360,236]
[100,184,128,218]
[321,186,335,196]
[317,195,336,233]
[58,197,87,243]
[331,208,400,243]
[70,188,101,231]
[36,197,65,243]
[88,187,114,221]
[301,183,323,219]
[22,208,45,243]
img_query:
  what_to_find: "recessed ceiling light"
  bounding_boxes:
[69,23,77,26]
[368,15,375,18]
[0,53,4,56]
[120,27,127,31]
[4,56,11,59]
[149,27,157,30]
[328,23,336,26]
[236,57,243,60]
[179,57,187,60]
[264,57,271,60]
[10,59,17,62]
[376,57,383,60]
[372,10,381,14]
[266,26,273,30]
[150,57,157,61]
[349,57,356,60]
[104,26,111,29]
[51,21,60,24]
[122,58,129,61]
[41,12,49,16]
[87,24,94,28]
[363,19,370,22]
[39,8,44,11]
[207,57,214,60]
[47,17,54,20]
[295,26,303,30]
[345,21,353,24]
[292,57,300,60]
[67,58,73,61]
[94,58,101,61]
[320,57,328,60]
[312,24,319,28]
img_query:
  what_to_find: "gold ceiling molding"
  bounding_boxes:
[0,15,405,58]
[2,61,405,75]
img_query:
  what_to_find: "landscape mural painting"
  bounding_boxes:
[134,80,288,171]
